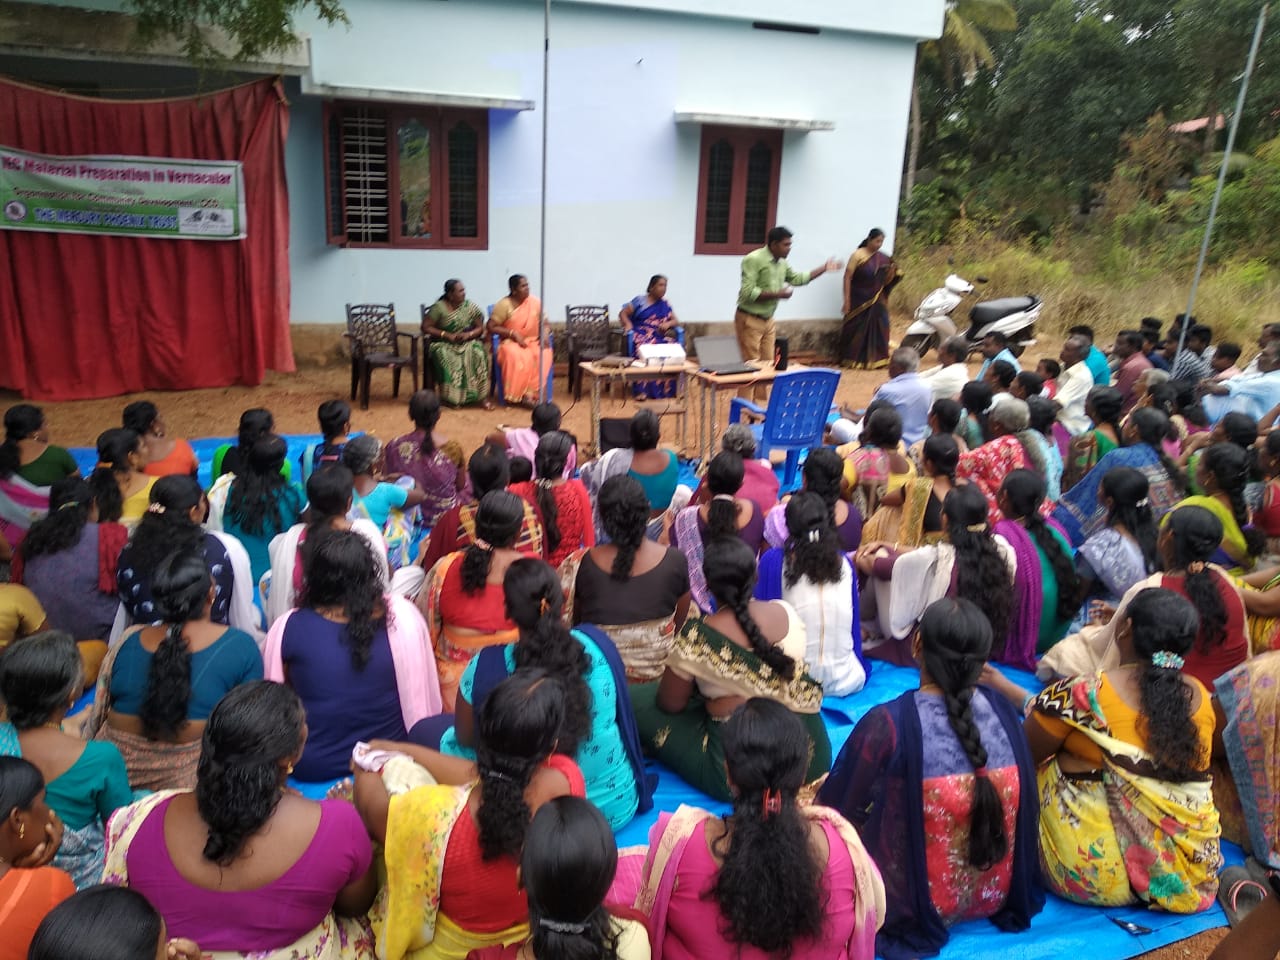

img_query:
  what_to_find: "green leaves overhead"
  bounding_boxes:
[126,0,349,66]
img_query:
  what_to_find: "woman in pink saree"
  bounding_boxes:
[615,699,884,960]
[490,275,553,406]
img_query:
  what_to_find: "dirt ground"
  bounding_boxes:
[5,342,1239,960]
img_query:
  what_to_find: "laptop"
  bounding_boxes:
[694,335,755,375]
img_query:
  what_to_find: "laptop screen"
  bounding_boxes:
[694,335,744,367]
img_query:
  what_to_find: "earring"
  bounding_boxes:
[18,822,24,840]
[286,764,294,776]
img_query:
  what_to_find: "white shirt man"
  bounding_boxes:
[917,336,971,403]
[1055,337,1094,435]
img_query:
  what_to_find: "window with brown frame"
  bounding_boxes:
[693,126,782,255]
[323,103,489,249]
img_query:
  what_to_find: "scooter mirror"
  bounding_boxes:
[975,276,990,284]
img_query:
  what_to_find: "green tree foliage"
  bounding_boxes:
[127,0,348,65]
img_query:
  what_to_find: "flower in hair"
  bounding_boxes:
[538,918,588,935]
[1151,650,1185,670]
[146,502,166,515]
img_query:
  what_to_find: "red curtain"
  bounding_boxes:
[0,76,294,401]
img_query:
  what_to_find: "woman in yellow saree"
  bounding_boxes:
[1164,443,1264,574]
[352,671,586,960]
[1015,588,1222,913]
[490,275,553,406]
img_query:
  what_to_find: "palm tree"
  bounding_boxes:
[904,0,1017,201]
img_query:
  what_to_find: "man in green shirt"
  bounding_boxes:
[735,226,840,400]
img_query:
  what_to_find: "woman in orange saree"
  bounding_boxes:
[490,274,553,405]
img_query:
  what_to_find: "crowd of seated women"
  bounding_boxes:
[6,324,1280,959]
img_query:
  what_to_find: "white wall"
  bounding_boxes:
[288,0,930,326]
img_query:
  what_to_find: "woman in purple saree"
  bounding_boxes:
[839,229,901,370]
[619,274,680,400]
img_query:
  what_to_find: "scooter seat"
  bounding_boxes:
[970,296,1039,327]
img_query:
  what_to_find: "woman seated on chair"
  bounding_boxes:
[102,681,378,957]
[353,671,586,960]
[633,699,884,960]
[423,279,493,409]
[620,273,680,400]
[89,548,262,792]
[560,475,690,683]
[490,274,553,407]
[632,537,830,802]
[118,475,261,644]
[819,598,1042,959]
[12,478,126,685]
[121,401,198,479]
[671,451,765,612]
[987,587,1222,913]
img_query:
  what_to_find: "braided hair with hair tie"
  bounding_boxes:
[704,538,796,680]
[918,598,1007,870]
[461,491,525,593]
[599,475,650,582]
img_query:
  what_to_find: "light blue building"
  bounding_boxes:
[5,0,943,327]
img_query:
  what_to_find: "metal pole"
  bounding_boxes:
[537,0,550,403]
[1177,3,1268,355]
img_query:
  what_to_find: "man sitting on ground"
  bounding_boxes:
[1170,322,1214,382]
[1111,330,1153,414]
[1211,342,1243,382]
[1068,324,1111,386]
[869,347,933,446]
[917,335,970,403]
[976,331,1020,380]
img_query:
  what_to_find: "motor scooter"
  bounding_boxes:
[900,272,1042,359]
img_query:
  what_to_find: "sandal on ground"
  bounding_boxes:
[1219,865,1270,927]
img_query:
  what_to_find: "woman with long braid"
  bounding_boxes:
[353,671,586,960]
[509,430,593,569]
[424,558,649,830]
[991,588,1222,912]
[88,547,261,791]
[763,445,863,552]
[820,598,1042,958]
[559,474,690,682]
[635,699,885,960]
[632,537,829,801]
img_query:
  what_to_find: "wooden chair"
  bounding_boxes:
[344,303,420,410]
[565,304,612,400]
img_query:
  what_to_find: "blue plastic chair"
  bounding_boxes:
[489,303,554,405]
[727,368,841,489]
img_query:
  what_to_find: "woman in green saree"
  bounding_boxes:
[423,279,492,409]
[1165,443,1264,574]
[632,537,829,802]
